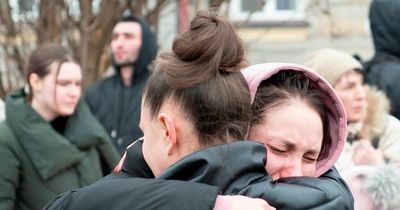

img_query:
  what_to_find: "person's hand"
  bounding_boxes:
[213,195,275,210]
[353,139,384,166]
[113,138,143,173]
[113,151,127,173]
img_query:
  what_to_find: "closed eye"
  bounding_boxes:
[268,145,287,153]
[304,156,317,163]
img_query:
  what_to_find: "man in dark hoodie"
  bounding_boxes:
[364,0,400,120]
[85,15,157,154]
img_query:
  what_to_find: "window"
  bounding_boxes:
[277,0,296,11]
[229,0,306,23]
[241,0,264,12]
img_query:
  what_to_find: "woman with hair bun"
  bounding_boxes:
[44,12,352,210]
[44,10,270,210]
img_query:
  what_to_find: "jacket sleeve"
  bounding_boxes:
[237,167,354,210]
[0,133,19,210]
[43,174,219,210]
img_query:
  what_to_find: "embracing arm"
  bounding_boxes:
[110,140,273,210]
[236,167,354,210]
[44,174,220,210]
[43,173,273,210]
[116,140,352,210]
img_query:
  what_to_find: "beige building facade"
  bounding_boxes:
[228,0,373,64]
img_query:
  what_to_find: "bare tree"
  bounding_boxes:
[0,0,172,98]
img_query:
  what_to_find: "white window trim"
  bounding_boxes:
[229,0,307,22]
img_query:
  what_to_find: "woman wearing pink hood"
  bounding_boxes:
[243,62,347,179]
[45,62,352,210]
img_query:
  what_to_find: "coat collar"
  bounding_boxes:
[5,89,109,180]
[157,141,268,189]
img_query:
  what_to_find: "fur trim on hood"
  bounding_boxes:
[342,164,400,210]
[366,164,400,209]
[241,63,347,176]
[358,85,391,140]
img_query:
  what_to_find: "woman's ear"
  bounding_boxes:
[158,113,177,156]
[29,73,42,93]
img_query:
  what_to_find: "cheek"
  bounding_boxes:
[142,128,159,161]
[338,93,353,110]
[73,87,82,99]
[302,163,317,177]
[265,150,282,175]
[337,95,353,114]
[130,40,142,52]
[110,42,118,51]
[42,88,56,105]
[54,87,68,101]
[142,138,153,166]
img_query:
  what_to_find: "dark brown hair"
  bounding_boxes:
[25,43,77,101]
[251,70,331,160]
[144,10,251,147]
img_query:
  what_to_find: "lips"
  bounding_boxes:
[353,105,366,113]
[64,101,78,107]
[114,51,126,58]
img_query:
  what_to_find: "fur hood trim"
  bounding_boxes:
[365,164,400,209]
[359,85,391,140]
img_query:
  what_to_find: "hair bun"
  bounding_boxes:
[157,10,246,89]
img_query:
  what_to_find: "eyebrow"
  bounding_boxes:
[57,79,82,82]
[277,140,295,150]
[113,31,135,35]
[344,81,357,86]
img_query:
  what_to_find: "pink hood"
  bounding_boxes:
[242,63,347,176]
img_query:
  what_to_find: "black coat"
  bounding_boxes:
[85,17,158,154]
[44,141,353,210]
[364,0,400,120]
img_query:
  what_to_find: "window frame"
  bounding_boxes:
[229,0,307,23]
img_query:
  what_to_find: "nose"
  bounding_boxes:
[280,159,304,178]
[68,85,81,98]
[112,35,124,48]
[354,85,367,100]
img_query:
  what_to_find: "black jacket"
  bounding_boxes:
[44,141,353,210]
[85,17,157,154]
[364,0,400,119]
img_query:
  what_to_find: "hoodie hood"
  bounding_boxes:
[113,16,158,82]
[242,63,347,176]
[369,0,400,57]
[303,48,363,85]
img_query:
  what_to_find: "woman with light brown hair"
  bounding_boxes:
[0,44,119,210]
